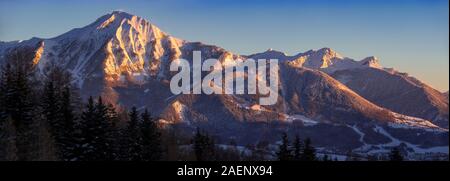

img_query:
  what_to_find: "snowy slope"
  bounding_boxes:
[0,11,447,155]
[249,47,382,73]
[249,47,448,129]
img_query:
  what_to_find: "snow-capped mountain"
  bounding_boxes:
[249,47,382,72]
[332,68,449,129]
[0,11,448,156]
[249,47,449,129]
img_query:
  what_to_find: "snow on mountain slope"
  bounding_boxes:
[250,47,448,129]
[0,11,447,153]
[249,47,382,73]
[247,48,289,61]
[280,64,444,131]
[332,68,449,128]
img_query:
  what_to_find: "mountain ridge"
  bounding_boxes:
[0,11,448,156]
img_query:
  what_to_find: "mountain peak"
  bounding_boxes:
[1,12,448,157]
[111,10,132,15]
[316,47,341,57]
[300,47,342,59]
[78,11,171,43]
[290,47,344,69]
[36,11,181,85]
[53,11,160,41]
[264,48,285,54]
[110,10,135,18]
[360,56,381,68]
[248,48,287,61]
[318,47,334,53]
[94,11,149,30]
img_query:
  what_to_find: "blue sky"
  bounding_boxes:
[0,0,448,91]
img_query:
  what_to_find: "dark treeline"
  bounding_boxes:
[276,132,319,161]
[275,132,405,161]
[0,53,404,161]
[0,54,261,161]
[0,54,165,161]
[0,58,252,161]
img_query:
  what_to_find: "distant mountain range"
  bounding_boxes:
[0,11,448,157]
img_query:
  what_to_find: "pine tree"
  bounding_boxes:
[0,61,39,160]
[1,55,65,161]
[79,96,114,160]
[123,106,143,160]
[389,147,403,161]
[204,131,215,161]
[301,138,316,161]
[193,128,215,161]
[59,86,78,160]
[40,68,79,160]
[71,117,85,161]
[0,65,9,120]
[0,116,18,161]
[276,132,292,161]
[193,128,204,161]
[12,66,36,160]
[106,104,120,129]
[42,80,59,131]
[106,103,120,160]
[322,154,330,161]
[141,109,162,161]
[41,80,62,159]
[35,114,58,161]
[293,135,303,161]
[0,68,16,160]
[12,72,38,160]
[94,97,115,160]
[79,96,97,160]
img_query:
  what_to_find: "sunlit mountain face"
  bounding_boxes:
[0,11,448,161]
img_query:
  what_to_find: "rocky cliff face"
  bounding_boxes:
[249,47,448,129]
[0,11,448,155]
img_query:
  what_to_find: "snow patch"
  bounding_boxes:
[285,114,318,126]
[390,112,446,132]
[97,14,116,29]
[172,100,187,123]
[353,125,449,155]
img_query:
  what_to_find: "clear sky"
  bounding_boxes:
[0,0,448,91]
